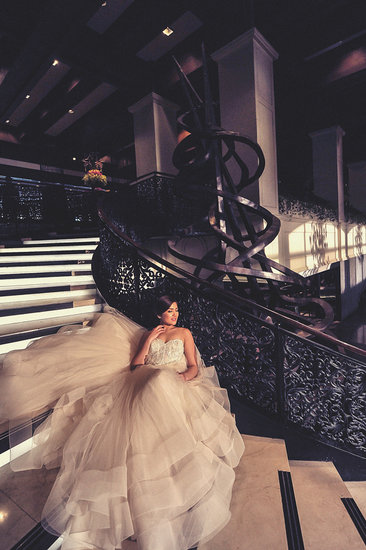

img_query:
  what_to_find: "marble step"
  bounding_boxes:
[22,237,99,245]
[0,264,92,274]
[198,434,290,550]
[0,330,61,360]
[0,289,97,310]
[289,460,365,549]
[0,274,95,290]
[345,481,366,517]
[0,253,94,264]
[0,245,97,253]
[0,304,102,336]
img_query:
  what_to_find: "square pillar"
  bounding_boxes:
[309,126,345,223]
[129,92,179,178]
[212,28,279,213]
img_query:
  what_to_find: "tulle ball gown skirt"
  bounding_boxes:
[0,309,244,550]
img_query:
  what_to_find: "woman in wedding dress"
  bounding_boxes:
[1,295,244,550]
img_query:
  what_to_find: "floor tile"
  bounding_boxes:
[0,489,36,550]
[345,481,366,517]
[0,463,58,522]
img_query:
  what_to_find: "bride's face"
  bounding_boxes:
[160,302,179,327]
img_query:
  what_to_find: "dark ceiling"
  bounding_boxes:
[1,0,366,183]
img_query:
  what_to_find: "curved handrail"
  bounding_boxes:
[97,206,366,360]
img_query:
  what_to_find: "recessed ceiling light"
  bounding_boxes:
[72,157,77,161]
[101,1,107,6]
[5,120,10,124]
[52,59,59,66]
[162,27,174,37]
[25,94,30,99]
[68,109,75,114]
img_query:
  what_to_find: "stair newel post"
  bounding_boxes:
[274,322,286,422]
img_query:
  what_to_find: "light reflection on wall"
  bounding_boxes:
[266,216,366,275]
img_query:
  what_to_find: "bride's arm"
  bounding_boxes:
[130,325,165,370]
[181,329,198,381]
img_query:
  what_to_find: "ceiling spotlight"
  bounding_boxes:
[72,157,77,161]
[162,27,174,37]
[68,109,75,114]
[52,59,59,66]
[5,120,10,124]
[25,94,30,99]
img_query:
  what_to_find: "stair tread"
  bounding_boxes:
[289,460,365,549]
[345,481,366,518]
[0,289,97,309]
[22,237,99,244]
[198,434,289,549]
[0,304,100,324]
[0,245,97,253]
[0,324,88,357]
[0,264,91,274]
[0,307,101,336]
[0,254,93,263]
[0,275,95,289]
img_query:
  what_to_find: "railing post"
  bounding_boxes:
[274,322,287,422]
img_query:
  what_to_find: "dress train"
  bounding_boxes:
[0,308,244,550]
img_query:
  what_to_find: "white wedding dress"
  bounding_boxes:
[0,307,244,550]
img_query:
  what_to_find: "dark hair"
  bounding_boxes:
[154,295,177,317]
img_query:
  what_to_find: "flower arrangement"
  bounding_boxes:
[82,169,108,189]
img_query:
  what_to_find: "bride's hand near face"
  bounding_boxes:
[148,325,166,341]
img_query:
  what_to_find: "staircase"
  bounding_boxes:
[0,237,365,549]
[0,235,103,360]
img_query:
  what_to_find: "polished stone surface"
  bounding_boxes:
[0,463,58,522]
[290,461,365,549]
[345,481,366,517]
[0,489,36,550]
[199,434,289,550]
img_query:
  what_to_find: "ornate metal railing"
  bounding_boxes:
[0,176,99,231]
[92,213,366,458]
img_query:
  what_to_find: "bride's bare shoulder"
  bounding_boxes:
[177,327,194,339]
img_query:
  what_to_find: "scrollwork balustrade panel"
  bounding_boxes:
[284,333,366,453]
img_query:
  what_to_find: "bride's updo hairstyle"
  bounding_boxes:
[154,295,177,318]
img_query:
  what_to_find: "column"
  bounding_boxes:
[309,126,345,222]
[212,28,279,213]
[128,92,179,178]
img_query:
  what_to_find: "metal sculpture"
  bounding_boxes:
[169,46,333,330]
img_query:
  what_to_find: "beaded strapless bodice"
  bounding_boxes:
[146,338,185,367]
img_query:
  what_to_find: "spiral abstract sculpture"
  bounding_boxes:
[168,46,333,330]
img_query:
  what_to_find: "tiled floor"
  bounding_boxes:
[0,464,57,550]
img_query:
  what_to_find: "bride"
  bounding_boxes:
[1,295,244,550]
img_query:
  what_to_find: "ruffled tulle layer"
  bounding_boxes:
[0,309,244,550]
